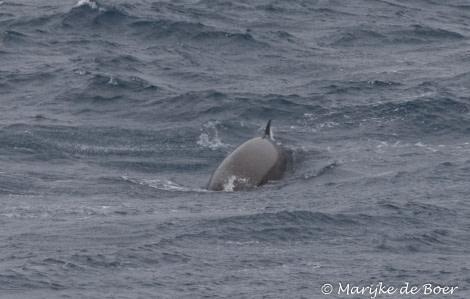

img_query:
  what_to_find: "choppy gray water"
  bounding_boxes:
[1,0,469,298]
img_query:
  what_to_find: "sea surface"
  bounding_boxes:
[1,0,469,298]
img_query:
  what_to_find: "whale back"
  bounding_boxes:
[207,136,291,191]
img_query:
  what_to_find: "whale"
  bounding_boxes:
[207,120,293,191]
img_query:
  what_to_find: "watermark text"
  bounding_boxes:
[321,282,458,298]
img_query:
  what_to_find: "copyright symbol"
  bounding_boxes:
[321,283,333,295]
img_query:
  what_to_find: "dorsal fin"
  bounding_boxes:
[263,120,272,139]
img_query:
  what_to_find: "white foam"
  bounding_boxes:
[76,0,98,10]
[197,121,228,150]
[415,142,438,152]
[223,175,237,192]
[122,176,204,192]
[108,76,119,86]
[222,175,249,192]
[75,0,107,12]
[74,69,87,76]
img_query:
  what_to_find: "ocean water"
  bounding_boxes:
[1,0,469,298]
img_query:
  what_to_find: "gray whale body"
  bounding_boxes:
[207,120,293,191]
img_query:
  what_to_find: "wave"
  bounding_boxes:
[369,97,470,137]
[1,1,131,34]
[75,0,102,11]
[201,210,364,244]
[62,0,134,30]
[130,20,207,41]
[192,31,267,49]
[135,210,367,249]
[144,206,461,254]
[301,95,470,140]
[0,124,157,160]
[89,73,159,92]
[376,202,462,254]
[122,176,204,193]
[329,24,464,47]
[403,24,464,41]
[130,91,299,125]
[323,80,402,95]
[130,19,267,51]
[0,267,67,292]
[148,92,311,123]
[1,30,30,45]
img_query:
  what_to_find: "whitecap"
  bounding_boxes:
[415,142,438,152]
[74,69,87,76]
[197,120,228,150]
[75,0,98,10]
[75,0,107,12]
[108,76,119,86]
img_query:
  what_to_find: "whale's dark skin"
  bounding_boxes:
[207,120,293,191]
